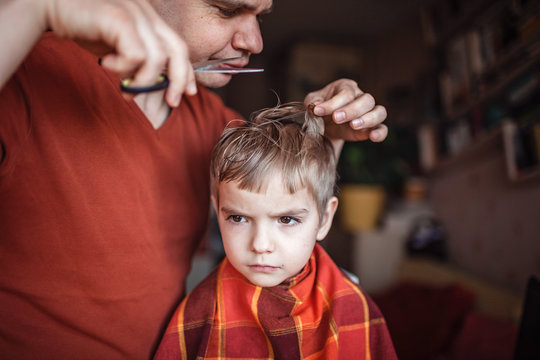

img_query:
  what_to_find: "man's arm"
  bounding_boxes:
[0,0,196,107]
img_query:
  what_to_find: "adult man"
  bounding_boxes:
[0,0,387,359]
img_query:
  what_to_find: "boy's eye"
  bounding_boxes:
[279,216,299,225]
[227,215,245,223]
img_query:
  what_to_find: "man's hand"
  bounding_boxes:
[1,0,196,107]
[304,79,388,143]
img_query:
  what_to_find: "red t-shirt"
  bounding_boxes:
[0,33,240,359]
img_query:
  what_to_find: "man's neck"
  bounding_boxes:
[134,91,171,129]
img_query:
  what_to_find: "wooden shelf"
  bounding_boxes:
[421,0,540,183]
[513,167,540,183]
[429,127,503,175]
[428,0,501,45]
[446,33,540,120]
[429,125,540,183]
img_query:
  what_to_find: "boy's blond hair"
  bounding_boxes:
[211,103,337,218]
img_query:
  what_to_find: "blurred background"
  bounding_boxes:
[191,0,540,359]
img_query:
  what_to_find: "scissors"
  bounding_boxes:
[121,57,263,94]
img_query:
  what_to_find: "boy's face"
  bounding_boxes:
[213,173,338,287]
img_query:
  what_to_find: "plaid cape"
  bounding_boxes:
[154,244,396,359]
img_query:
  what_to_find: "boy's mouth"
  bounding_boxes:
[249,264,279,273]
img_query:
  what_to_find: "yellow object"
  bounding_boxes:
[340,185,386,232]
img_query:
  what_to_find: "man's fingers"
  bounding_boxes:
[118,1,169,88]
[330,93,377,126]
[345,104,387,130]
[309,80,361,116]
[305,78,388,143]
[365,124,388,143]
[51,0,193,104]
[155,22,196,106]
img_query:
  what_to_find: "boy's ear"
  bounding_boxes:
[316,196,339,241]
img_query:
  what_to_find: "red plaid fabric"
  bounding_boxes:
[154,244,397,359]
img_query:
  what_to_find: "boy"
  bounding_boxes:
[154,103,397,359]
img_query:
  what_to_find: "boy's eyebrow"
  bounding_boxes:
[219,206,242,215]
[219,206,309,217]
[268,208,309,217]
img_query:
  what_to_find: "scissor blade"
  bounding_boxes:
[193,57,263,73]
[193,57,243,70]
[195,68,264,73]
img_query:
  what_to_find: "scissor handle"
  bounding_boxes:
[120,74,169,94]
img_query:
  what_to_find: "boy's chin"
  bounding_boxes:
[246,275,284,288]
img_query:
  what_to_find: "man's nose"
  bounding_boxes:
[232,17,263,55]
[250,225,273,253]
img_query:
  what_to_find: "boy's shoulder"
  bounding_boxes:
[178,265,221,322]
[313,244,386,319]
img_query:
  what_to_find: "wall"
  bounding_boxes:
[429,134,540,294]
[363,18,429,106]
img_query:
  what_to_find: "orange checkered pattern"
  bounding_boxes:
[154,244,397,359]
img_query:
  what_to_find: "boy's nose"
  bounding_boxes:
[250,226,273,253]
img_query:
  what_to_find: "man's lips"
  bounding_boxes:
[222,60,248,68]
[213,61,249,72]
[202,57,248,69]
[195,56,264,73]
[193,56,263,74]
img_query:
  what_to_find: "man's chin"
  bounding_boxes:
[195,73,232,88]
